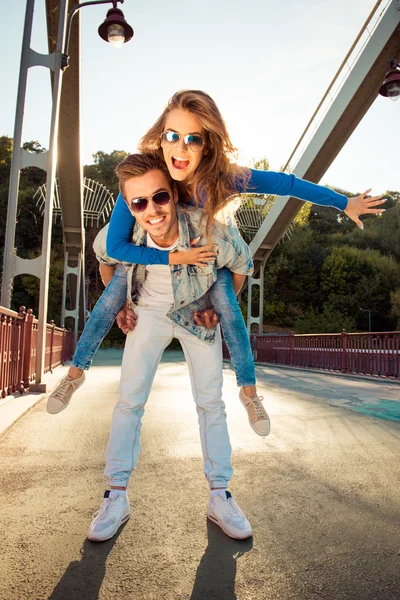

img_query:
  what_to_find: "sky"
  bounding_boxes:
[0,0,399,196]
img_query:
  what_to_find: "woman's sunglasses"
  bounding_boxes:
[129,190,171,213]
[160,130,204,152]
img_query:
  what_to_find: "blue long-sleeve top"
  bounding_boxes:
[106,169,348,266]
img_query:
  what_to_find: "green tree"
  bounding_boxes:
[294,304,356,334]
[84,149,128,197]
[252,157,270,171]
[390,289,400,329]
[321,246,400,331]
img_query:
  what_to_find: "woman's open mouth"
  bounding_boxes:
[172,156,190,170]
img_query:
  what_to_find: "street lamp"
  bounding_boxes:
[360,308,372,332]
[62,0,134,70]
[1,0,134,390]
[379,58,400,102]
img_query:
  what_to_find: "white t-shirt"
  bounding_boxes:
[136,234,178,307]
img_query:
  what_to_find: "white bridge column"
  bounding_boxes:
[247,259,267,334]
[61,251,83,347]
[1,0,69,390]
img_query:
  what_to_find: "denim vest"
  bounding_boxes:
[95,205,253,343]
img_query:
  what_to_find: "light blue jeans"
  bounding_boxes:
[105,306,232,489]
[208,268,256,387]
[72,266,255,387]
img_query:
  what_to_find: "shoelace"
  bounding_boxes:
[212,495,243,521]
[225,499,243,521]
[92,498,113,522]
[215,496,244,522]
[92,496,130,522]
[52,378,73,402]
[247,396,268,421]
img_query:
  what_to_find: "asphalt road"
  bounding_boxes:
[0,349,399,600]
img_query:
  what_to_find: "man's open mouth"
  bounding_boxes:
[147,215,166,226]
[172,156,190,170]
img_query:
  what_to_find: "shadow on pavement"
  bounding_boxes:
[48,523,127,600]
[190,519,253,600]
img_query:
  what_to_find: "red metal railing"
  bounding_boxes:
[0,306,74,398]
[222,330,400,380]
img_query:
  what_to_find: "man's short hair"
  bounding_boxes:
[116,153,173,199]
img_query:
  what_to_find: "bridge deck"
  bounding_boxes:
[0,349,399,600]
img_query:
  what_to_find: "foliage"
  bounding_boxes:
[390,289,400,330]
[84,149,128,198]
[1,138,400,339]
[320,245,400,331]
[252,157,270,171]
[243,183,400,333]
[294,303,356,334]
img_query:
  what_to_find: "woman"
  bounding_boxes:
[47,90,385,436]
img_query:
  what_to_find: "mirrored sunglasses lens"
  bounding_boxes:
[162,131,179,146]
[131,198,147,212]
[185,134,203,151]
[153,191,171,205]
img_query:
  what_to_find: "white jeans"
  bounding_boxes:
[104,305,233,489]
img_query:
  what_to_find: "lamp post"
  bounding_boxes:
[379,58,400,101]
[2,0,133,390]
[62,0,133,70]
[360,308,372,332]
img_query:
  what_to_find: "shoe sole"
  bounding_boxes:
[207,513,252,540]
[87,513,130,542]
[239,396,271,437]
[46,399,71,415]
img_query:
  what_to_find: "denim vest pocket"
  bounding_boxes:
[187,264,214,276]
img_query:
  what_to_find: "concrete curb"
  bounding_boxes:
[0,364,69,438]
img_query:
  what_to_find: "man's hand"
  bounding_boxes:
[169,236,217,266]
[116,305,138,334]
[193,308,219,329]
[344,190,386,229]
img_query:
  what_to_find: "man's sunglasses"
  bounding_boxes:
[128,190,171,213]
[160,130,204,152]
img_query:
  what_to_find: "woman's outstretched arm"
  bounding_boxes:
[242,169,385,227]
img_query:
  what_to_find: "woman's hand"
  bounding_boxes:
[344,190,386,229]
[169,236,217,266]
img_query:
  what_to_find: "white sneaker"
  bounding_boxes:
[239,389,271,437]
[207,491,252,540]
[87,491,130,542]
[46,371,85,414]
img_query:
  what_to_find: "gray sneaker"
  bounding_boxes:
[239,389,271,436]
[46,371,85,414]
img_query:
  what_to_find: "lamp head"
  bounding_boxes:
[379,59,400,102]
[98,6,134,47]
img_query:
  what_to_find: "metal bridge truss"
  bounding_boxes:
[34,178,115,228]
[246,0,400,333]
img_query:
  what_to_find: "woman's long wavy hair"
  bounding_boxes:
[138,90,250,235]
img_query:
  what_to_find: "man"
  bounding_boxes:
[87,153,253,542]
